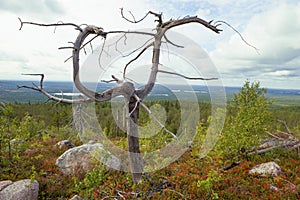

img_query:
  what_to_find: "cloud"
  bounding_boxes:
[0,51,28,63]
[0,0,299,89]
[267,70,293,77]
[210,1,300,88]
[0,0,64,17]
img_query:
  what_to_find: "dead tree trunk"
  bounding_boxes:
[126,97,143,182]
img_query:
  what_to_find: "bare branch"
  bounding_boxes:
[265,131,285,140]
[71,26,137,101]
[123,42,154,79]
[21,73,44,88]
[58,46,75,50]
[90,42,94,53]
[114,33,128,56]
[133,94,177,139]
[129,100,139,117]
[162,16,222,34]
[18,17,82,31]
[247,140,300,155]
[158,69,218,80]
[64,55,73,63]
[98,38,108,70]
[137,16,222,100]
[101,80,116,83]
[120,8,162,25]
[60,34,104,65]
[107,30,155,37]
[17,74,91,104]
[82,35,102,51]
[222,161,243,171]
[277,119,291,133]
[163,34,184,48]
[122,37,154,58]
[214,20,259,54]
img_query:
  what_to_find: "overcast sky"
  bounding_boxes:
[0,0,299,89]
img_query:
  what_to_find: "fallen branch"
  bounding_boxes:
[222,161,243,171]
[247,140,300,155]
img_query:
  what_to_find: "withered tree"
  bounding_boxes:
[19,10,222,182]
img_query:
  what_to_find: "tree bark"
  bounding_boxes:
[126,96,143,182]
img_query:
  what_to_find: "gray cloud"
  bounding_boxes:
[256,48,300,65]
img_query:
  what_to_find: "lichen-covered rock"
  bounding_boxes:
[0,179,39,200]
[9,139,26,152]
[55,140,75,149]
[56,143,120,174]
[249,162,282,177]
[69,194,85,200]
[0,180,13,191]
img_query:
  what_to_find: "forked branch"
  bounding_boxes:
[133,94,177,139]
[120,8,163,25]
[17,74,91,104]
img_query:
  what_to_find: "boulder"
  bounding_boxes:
[55,140,75,149]
[69,194,85,200]
[249,162,282,177]
[0,179,39,200]
[0,180,13,191]
[56,143,120,174]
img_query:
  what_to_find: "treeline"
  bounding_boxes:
[2,99,300,139]
[2,101,211,139]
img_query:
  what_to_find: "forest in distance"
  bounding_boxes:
[1,80,300,106]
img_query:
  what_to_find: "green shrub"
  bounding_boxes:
[197,169,222,199]
[216,81,272,160]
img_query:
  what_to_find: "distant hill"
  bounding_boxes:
[0,80,300,106]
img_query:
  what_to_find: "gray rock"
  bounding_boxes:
[0,179,39,200]
[69,194,85,200]
[0,180,13,191]
[56,143,120,175]
[249,162,282,177]
[9,139,26,152]
[55,140,75,149]
[269,184,280,192]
